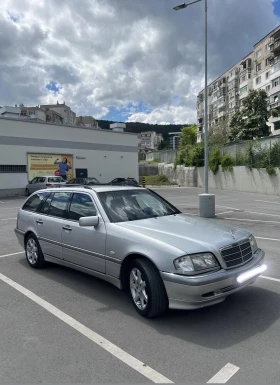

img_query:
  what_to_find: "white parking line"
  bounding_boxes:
[0,207,20,210]
[0,251,25,258]
[260,275,280,283]
[255,200,280,205]
[1,218,16,221]
[224,218,280,224]
[0,273,173,384]
[256,236,280,242]
[216,211,234,216]
[207,363,240,383]
[216,205,241,211]
[245,210,280,218]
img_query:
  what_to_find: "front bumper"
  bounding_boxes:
[161,249,265,310]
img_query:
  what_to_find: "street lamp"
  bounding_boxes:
[173,0,215,218]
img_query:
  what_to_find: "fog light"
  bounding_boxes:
[237,264,267,284]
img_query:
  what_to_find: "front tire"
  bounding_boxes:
[25,234,46,269]
[129,258,168,318]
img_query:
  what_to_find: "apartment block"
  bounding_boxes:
[140,131,163,150]
[197,25,280,142]
[40,102,76,125]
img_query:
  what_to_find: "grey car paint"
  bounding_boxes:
[15,186,265,310]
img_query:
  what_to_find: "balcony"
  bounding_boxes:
[270,100,280,109]
[271,39,280,53]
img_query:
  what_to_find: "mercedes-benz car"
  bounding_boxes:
[15,186,266,318]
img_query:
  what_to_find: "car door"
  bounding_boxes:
[61,192,106,273]
[34,191,72,260]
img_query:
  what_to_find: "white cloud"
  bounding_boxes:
[0,0,278,124]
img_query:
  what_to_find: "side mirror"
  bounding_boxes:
[79,216,99,227]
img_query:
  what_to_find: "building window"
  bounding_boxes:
[273,79,279,87]
[274,121,280,130]
[274,95,279,102]
[0,165,27,173]
[241,75,246,83]
[240,85,248,94]
[256,63,262,72]
[266,85,271,92]
[256,76,261,85]
[257,49,262,58]
[266,44,271,51]
[266,71,270,79]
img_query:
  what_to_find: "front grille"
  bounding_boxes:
[220,239,253,268]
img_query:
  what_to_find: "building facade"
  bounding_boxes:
[40,102,76,125]
[197,25,280,142]
[139,131,163,150]
[0,118,138,196]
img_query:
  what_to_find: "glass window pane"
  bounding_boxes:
[69,193,97,221]
[22,192,49,212]
[38,193,53,214]
[48,192,71,218]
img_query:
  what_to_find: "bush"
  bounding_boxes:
[266,166,276,176]
[209,148,222,174]
[144,174,176,186]
[221,154,234,172]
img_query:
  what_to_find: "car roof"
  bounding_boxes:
[43,185,144,193]
[34,176,63,178]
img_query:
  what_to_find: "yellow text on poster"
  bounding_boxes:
[27,154,73,181]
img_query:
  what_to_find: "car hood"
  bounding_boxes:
[116,214,251,254]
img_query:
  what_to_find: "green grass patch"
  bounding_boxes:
[144,174,177,186]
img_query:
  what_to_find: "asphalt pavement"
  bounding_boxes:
[0,189,280,384]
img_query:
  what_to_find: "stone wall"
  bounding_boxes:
[158,164,197,187]
[138,164,159,177]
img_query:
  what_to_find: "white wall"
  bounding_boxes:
[197,166,280,195]
[0,118,138,196]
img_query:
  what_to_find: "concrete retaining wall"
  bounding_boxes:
[158,164,197,187]
[198,166,280,195]
[146,150,177,163]
[138,164,159,177]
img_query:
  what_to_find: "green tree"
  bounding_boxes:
[229,89,278,141]
[179,125,197,148]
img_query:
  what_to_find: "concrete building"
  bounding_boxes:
[76,116,100,129]
[0,117,138,196]
[40,102,76,125]
[197,25,280,142]
[110,122,126,132]
[140,131,163,150]
[0,106,22,119]
[20,105,47,122]
[169,132,181,150]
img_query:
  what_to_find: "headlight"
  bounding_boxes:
[249,235,258,253]
[174,253,219,274]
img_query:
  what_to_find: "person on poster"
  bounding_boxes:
[54,157,72,180]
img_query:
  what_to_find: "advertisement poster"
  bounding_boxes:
[27,153,73,181]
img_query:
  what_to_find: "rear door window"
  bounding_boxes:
[38,193,54,214]
[48,192,71,218]
[68,193,97,221]
[22,192,50,212]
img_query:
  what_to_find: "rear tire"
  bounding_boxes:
[128,258,168,318]
[25,234,46,269]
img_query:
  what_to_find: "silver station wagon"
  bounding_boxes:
[15,186,266,318]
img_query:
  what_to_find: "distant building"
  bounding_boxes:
[40,101,76,125]
[140,131,163,150]
[110,122,126,132]
[0,106,21,119]
[169,132,181,150]
[20,105,46,122]
[76,116,100,129]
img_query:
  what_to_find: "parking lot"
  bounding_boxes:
[0,188,280,383]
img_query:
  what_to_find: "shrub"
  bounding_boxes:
[144,174,176,186]
[221,154,234,172]
[266,166,276,176]
[209,148,222,174]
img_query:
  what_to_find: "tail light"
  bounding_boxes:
[46,183,52,187]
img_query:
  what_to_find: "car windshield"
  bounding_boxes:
[98,189,180,223]
[87,178,100,184]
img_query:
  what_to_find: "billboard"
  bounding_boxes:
[27,153,73,181]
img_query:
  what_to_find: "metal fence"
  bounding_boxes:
[221,134,280,167]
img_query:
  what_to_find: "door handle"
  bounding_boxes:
[62,226,72,231]
[36,219,43,224]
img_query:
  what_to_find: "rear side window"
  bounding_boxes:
[48,177,62,183]
[38,193,54,214]
[22,192,50,212]
[37,177,46,183]
[68,193,97,221]
[48,192,71,218]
